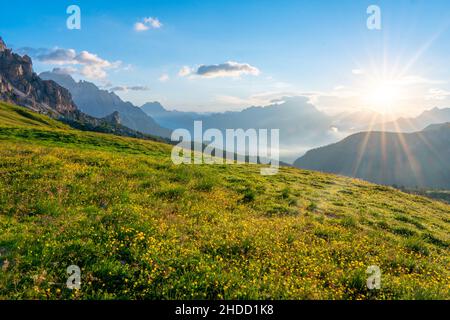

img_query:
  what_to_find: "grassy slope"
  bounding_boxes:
[0,102,449,300]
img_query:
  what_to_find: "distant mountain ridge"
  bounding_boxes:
[142,97,339,148]
[40,71,171,138]
[294,123,450,189]
[141,98,450,163]
[370,107,450,132]
[141,101,201,131]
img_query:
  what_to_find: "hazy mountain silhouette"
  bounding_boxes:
[294,123,450,189]
[141,101,202,130]
[331,110,394,131]
[142,97,340,148]
[370,107,450,132]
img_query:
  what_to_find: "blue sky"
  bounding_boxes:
[1,0,450,115]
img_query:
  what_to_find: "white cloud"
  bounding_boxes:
[159,74,169,82]
[197,61,260,78]
[37,48,77,65]
[80,65,108,79]
[179,61,260,79]
[134,22,149,32]
[178,66,193,77]
[352,69,364,75]
[121,64,134,72]
[76,51,111,67]
[20,47,121,80]
[134,17,163,32]
[144,17,162,29]
[110,85,150,92]
[52,67,78,75]
[215,91,303,108]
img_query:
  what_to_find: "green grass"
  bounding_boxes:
[0,102,449,300]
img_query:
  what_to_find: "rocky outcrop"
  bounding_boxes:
[0,37,77,116]
[102,111,121,125]
[0,38,6,52]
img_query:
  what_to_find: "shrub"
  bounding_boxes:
[240,189,256,203]
[394,215,425,230]
[307,202,318,212]
[280,187,290,199]
[154,186,185,200]
[404,238,430,256]
[421,233,448,249]
[340,216,357,228]
[266,205,297,217]
[393,227,417,238]
[194,178,215,192]
[376,220,390,230]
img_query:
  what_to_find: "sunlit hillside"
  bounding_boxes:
[0,102,449,300]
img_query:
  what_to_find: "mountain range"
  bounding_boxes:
[40,71,171,138]
[142,96,335,145]
[1,35,450,189]
[0,37,167,141]
[31,57,450,166]
[142,97,346,163]
[294,123,450,189]
[370,108,450,133]
[142,98,450,163]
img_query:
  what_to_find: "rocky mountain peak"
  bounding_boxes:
[0,37,77,116]
[40,69,78,89]
[0,37,7,52]
[141,101,167,115]
[103,111,121,125]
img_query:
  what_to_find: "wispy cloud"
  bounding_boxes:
[134,17,163,32]
[51,67,78,75]
[179,61,260,78]
[110,85,150,92]
[388,75,445,86]
[19,47,121,79]
[35,48,77,65]
[352,69,364,75]
[178,66,192,77]
[159,73,169,82]
[215,91,302,108]
[426,88,450,100]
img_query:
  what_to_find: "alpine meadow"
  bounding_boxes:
[0,102,448,299]
[1,0,450,307]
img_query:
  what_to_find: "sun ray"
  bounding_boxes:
[399,21,450,78]
[401,116,448,175]
[351,112,382,177]
[391,119,424,187]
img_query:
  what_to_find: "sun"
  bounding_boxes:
[364,81,402,114]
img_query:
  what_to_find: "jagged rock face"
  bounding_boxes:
[0,37,77,116]
[0,37,7,52]
[102,111,121,125]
